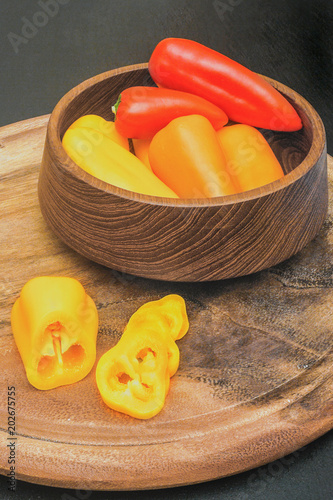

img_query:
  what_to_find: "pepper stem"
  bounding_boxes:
[111,94,122,118]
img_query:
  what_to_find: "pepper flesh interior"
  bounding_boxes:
[137,347,156,362]
[117,372,133,384]
[37,321,85,376]
[110,348,158,401]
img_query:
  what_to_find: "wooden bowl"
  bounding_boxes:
[38,63,328,282]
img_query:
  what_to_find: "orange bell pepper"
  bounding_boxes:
[149,114,238,198]
[11,276,98,390]
[96,295,189,419]
[68,114,130,150]
[216,124,284,192]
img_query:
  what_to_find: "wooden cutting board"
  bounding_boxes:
[0,116,332,490]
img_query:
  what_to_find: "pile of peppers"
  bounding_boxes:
[63,38,302,198]
[11,41,304,419]
[11,277,189,419]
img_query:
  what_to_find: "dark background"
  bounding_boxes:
[1,0,332,498]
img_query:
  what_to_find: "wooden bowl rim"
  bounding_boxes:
[47,63,326,208]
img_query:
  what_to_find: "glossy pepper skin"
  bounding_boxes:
[149,38,302,132]
[132,138,152,170]
[216,124,284,192]
[123,294,189,377]
[11,276,98,390]
[68,114,129,150]
[149,114,238,198]
[96,295,189,419]
[113,86,228,139]
[62,127,178,198]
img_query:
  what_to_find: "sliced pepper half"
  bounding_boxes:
[96,329,170,419]
[96,294,189,419]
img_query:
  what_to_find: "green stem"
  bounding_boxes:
[112,94,122,118]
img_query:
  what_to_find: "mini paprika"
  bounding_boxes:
[11,276,98,390]
[113,86,228,139]
[149,38,302,132]
[216,124,284,192]
[149,114,238,198]
[62,127,178,198]
[68,114,130,150]
[132,138,152,170]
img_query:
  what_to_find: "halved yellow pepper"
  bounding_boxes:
[62,127,178,198]
[11,276,98,390]
[96,294,189,419]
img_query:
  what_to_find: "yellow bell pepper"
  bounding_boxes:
[68,114,130,150]
[11,276,98,390]
[96,294,189,419]
[62,127,178,198]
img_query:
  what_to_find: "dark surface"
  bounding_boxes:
[1,0,332,498]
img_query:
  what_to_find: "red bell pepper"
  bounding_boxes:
[148,38,302,132]
[112,86,228,139]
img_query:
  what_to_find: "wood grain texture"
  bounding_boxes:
[38,64,328,281]
[0,116,332,490]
